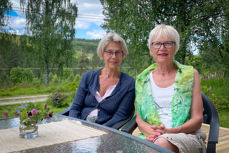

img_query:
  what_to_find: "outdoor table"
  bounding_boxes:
[0,114,173,153]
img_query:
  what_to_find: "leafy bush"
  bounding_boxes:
[32,77,41,88]
[201,78,229,111]
[10,67,24,84]
[75,74,81,82]
[61,68,75,82]
[23,69,34,82]
[49,73,59,84]
[50,92,68,108]
[10,67,35,84]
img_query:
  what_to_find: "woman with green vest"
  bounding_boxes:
[136,24,206,153]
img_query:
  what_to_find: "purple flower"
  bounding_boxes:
[19,106,25,109]
[27,111,32,117]
[44,104,50,110]
[14,111,20,116]
[2,112,8,118]
[48,113,53,119]
[31,109,38,115]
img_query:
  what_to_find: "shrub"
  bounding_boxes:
[10,67,35,84]
[32,77,41,88]
[61,68,74,82]
[75,74,81,82]
[10,67,24,84]
[202,85,229,111]
[51,74,59,84]
[50,92,68,108]
[23,69,34,82]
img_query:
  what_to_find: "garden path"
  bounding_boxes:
[0,95,49,106]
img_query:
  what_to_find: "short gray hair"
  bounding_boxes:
[148,24,180,53]
[97,32,128,59]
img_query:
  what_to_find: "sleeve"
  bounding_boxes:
[103,78,135,127]
[69,72,89,118]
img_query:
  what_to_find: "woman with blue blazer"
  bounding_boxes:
[69,32,135,127]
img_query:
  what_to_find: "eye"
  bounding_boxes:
[165,42,173,45]
[115,51,121,55]
[154,42,161,46]
[105,51,113,55]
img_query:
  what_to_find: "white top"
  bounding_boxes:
[88,84,117,117]
[149,72,174,128]
[149,72,202,133]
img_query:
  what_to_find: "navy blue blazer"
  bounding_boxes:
[69,69,135,127]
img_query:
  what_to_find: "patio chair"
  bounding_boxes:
[59,105,135,130]
[121,93,219,153]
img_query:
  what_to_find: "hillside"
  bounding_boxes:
[72,39,100,53]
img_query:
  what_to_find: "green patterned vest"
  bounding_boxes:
[136,61,194,133]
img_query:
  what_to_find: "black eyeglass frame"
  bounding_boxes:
[151,41,175,49]
[104,50,124,56]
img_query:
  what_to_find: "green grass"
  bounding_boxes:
[0,82,78,97]
[201,78,229,123]
[218,110,229,128]
[0,98,73,118]
[201,77,229,99]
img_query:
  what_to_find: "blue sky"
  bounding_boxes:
[5,10,18,16]
[6,0,106,39]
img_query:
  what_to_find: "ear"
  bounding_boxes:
[122,54,126,60]
[101,53,105,60]
[149,48,154,56]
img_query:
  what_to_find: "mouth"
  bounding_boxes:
[158,53,168,56]
[110,61,119,64]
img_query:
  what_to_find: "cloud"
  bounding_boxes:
[9,16,26,29]
[11,0,20,8]
[9,0,106,39]
[74,0,105,27]
[11,0,25,17]
[86,30,106,39]
[74,21,90,29]
[8,29,23,35]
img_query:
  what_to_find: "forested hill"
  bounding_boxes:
[72,39,100,53]
[0,33,103,86]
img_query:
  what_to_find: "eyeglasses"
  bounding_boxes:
[151,41,175,49]
[104,50,123,57]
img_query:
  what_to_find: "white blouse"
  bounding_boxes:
[149,72,174,128]
[88,84,117,117]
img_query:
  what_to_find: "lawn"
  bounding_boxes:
[218,110,229,128]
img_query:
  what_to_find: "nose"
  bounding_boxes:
[159,43,166,49]
[111,53,117,57]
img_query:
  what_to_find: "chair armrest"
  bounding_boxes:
[202,93,219,153]
[202,94,219,142]
[111,109,135,130]
[121,116,137,134]
[59,106,71,116]
[112,118,131,130]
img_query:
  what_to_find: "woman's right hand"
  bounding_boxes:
[136,111,165,137]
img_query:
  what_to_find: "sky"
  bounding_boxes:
[6,0,106,39]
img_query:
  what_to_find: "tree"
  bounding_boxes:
[0,0,12,84]
[0,0,12,31]
[196,0,229,73]
[100,0,228,74]
[20,0,77,85]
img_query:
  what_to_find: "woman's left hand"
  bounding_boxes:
[146,124,165,142]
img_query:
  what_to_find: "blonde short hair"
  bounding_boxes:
[148,24,180,53]
[97,32,128,59]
